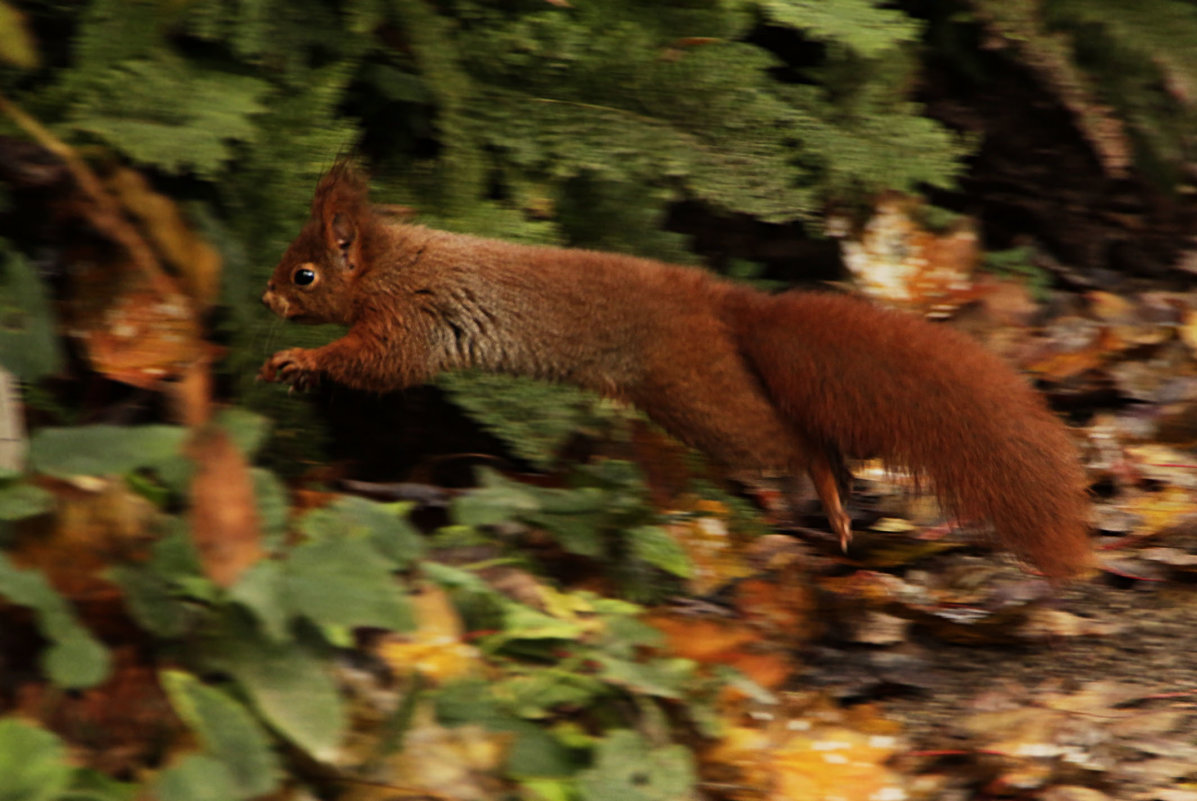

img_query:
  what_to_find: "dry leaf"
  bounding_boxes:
[105,166,222,309]
[646,612,795,690]
[376,582,481,683]
[665,499,754,595]
[706,694,907,801]
[10,477,157,603]
[187,426,263,587]
[837,192,983,317]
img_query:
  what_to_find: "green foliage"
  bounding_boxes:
[69,56,269,177]
[438,372,624,469]
[0,552,110,689]
[577,730,696,801]
[1045,0,1197,183]
[199,622,347,765]
[0,718,72,801]
[0,242,62,382]
[159,670,281,799]
[983,245,1052,299]
[29,425,189,479]
[452,463,690,598]
[0,719,136,801]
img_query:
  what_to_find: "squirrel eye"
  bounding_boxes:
[292,268,317,287]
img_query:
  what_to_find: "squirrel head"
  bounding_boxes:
[261,162,375,325]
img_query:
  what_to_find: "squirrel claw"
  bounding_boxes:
[260,348,318,390]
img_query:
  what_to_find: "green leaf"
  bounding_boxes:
[250,468,289,549]
[153,753,240,801]
[206,619,346,763]
[0,552,110,688]
[297,496,424,568]
[29,425,188,478]
[499,602,586,642]
[227,559,288,641]
[0,482,54,521]
[64,769,139,801]
[0,245,62,381]
[504,722,581,779]
[628,525,692,578]
[0,719,72,801]
[213,407,271,458]
[577,730,696,801]
[283,536,413,633]
[107,528,203,638]
[434,680,579,778]
[497,670,607,719]
[594,655,694,700]
[159,670,280,799]
[450,477,542,528]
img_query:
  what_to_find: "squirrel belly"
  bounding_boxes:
[259,163,1093,578]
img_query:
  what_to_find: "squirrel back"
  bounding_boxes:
[260,163,1092,578]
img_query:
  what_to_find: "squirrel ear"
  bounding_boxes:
[327,211,361,271]
[312,161,369,271]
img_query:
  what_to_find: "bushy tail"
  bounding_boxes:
[729,290,1092,578]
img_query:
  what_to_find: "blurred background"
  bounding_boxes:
[4,2,1197,800]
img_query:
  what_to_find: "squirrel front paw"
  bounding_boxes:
[259,348,320,390]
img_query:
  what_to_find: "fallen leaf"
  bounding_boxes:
[376,582,481,683]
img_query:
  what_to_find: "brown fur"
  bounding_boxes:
[261,164,1093,578]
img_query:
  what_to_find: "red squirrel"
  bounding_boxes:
[260,163,1093,578]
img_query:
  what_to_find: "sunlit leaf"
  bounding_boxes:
[0,719,71,801]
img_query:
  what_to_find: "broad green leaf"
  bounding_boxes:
[251,468,289,548]
[108,562,190,638]
[0,482,54,521]
[284,537,412,633]
[451,482,542,528]
[628,525,692,578]
[160,670,280,799]
[107,528,204,638]
[297,496,424,567]
[577,730,696,801]
[206,623,345,763]
[0,552,110,688]
[0,246,61,381]
[594,655,694,699]
[227,560,288,641]
[29,425,187,478]
[153,753,239,801]
[213,407,271,458]
[0,719,71,801]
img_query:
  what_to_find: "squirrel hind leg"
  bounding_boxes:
[783,448,853,551]
[809,450,853,551]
